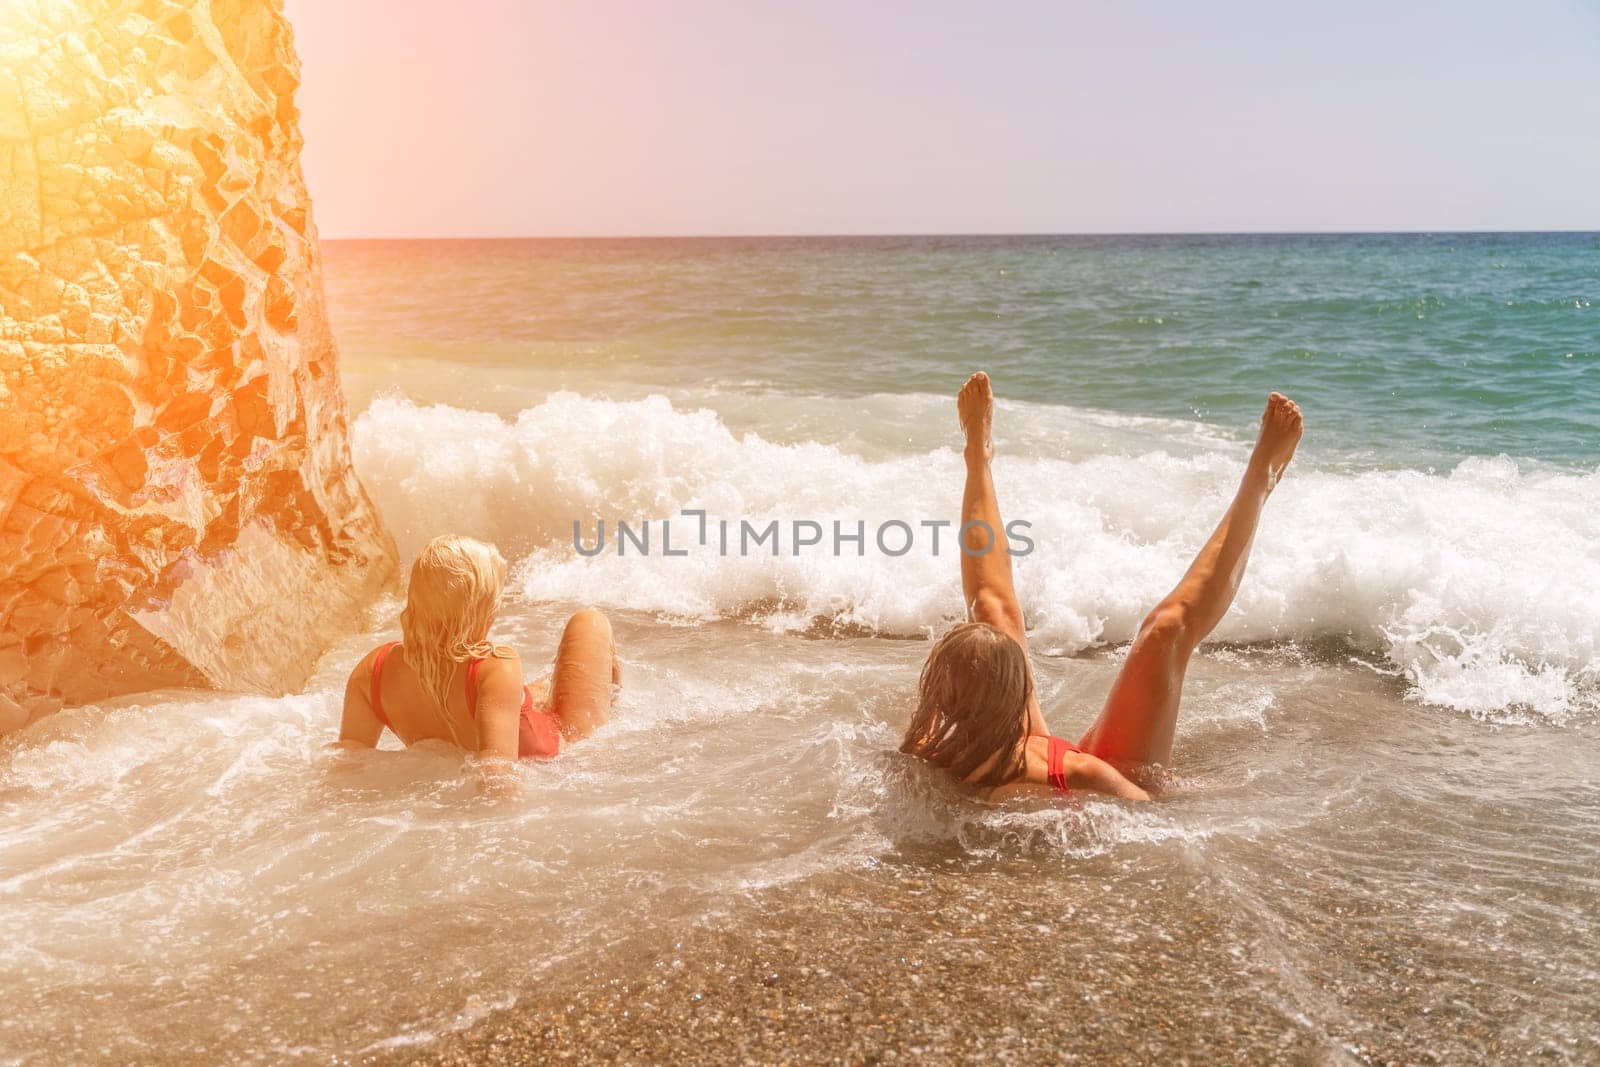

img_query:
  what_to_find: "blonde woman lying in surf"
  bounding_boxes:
[901,373,1302,801]
[337,535,619,761]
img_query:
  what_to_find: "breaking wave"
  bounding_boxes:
[353,391,1600,723]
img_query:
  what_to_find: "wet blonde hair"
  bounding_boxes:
[399,535,513,744]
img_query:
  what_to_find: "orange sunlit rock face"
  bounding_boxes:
[0,0,396,730]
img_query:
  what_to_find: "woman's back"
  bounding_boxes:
[363,641,518,749]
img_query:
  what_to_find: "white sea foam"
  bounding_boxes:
[352,391,1599,723]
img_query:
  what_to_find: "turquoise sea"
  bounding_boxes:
[329,232,1599,464]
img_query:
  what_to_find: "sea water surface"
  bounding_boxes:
[3,235,1598,1062]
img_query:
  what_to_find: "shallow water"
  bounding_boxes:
[6,627,1596,1061]
[3,235,1597,1062]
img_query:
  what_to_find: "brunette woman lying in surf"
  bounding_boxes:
[337,535,619,762]
[901,373,1302,801]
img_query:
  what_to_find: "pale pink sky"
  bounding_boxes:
[283,0,1600,238]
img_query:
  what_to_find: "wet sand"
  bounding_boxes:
[409,854,1588,1065]
[408,871,1315,1065]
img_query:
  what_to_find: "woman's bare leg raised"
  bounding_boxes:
[1078,393,1303,772]
[547,609,620,741]
[956,372,1049,736]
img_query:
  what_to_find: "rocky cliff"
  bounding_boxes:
[0,0,396,730]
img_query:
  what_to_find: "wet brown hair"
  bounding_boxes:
[900,621,1032,788]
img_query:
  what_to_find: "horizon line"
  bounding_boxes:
[317,227,1600,242]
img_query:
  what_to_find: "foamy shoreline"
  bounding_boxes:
[8,610,1594,1063]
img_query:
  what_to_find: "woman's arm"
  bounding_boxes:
[471,656,525,798]
[473,654,524,761]
[1066,751,1152,801]
[335,652,383,748]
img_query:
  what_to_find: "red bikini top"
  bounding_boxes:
[1042,734,1079,794]
[369,640,496,731]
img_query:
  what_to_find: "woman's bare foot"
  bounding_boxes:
[1249,391,1303,490]
[958,371,995,463]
